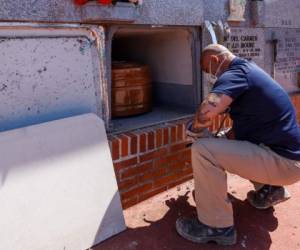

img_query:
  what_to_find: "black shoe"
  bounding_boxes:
[176,217,237,246]
[247,185,291,210]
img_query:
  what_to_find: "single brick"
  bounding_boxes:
[154,168,193,189]
[115,172,122,184]
[156,128,163,148]
[153,156,169,168]
[140,133,147,153]
[153,153,177,169]
[114,157,138,172]
[119,135,129,158]
[148,131,155,150]
[170,142,188,153]
[139,186,168,202]
[182,149,192,161]
[168,160,185,172]
[118,176,138,191]
[122,196,138,209]
[167,175,193,189]
[127,132,138,155]
[163,127,169,145]
[170,126,177,143]
[121,161,153,179]
[180,167,193,176]
[139,167,166,183]
[111,138,120,161]
[138,171,154,183]
[139,151,156,163]
[153,172,180,188]
[121,183,153,201]
[182,123,188,141]
[139,148,168,163]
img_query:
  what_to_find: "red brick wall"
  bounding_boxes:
[108,93,300,209]
[108,119,193,209]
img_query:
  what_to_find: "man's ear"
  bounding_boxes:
[210,55,219,64]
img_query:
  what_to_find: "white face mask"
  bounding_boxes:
[204,72,218,89]
[204,51,228,89]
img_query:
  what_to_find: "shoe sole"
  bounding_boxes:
[247,190,291,210]
[248,195,291,210]
[175,220,237,246]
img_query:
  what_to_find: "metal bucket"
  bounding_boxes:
[112,62,152,117]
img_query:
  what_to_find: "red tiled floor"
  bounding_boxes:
[92,175,300,250]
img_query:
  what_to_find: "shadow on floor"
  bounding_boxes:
[93,191,278,250]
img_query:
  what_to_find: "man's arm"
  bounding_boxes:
[192,93,233,131]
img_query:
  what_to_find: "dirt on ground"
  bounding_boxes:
[93,175,300,250]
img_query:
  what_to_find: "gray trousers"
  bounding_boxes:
[191,138,300,227]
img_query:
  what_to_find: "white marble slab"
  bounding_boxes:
[0,25,106,132]
[0,113,126,250]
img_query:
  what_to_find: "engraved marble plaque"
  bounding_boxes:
[274,29,300,92]
[224,28,265,68]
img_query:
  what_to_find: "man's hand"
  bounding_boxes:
[192,93,233,131]
[225,128,235,140]
[186,120,213,146]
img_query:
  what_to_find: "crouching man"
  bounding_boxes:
[176,44,300,245]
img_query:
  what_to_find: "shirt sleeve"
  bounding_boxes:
[211,69,249,100]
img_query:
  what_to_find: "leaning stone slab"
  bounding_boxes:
[0,113,126,250]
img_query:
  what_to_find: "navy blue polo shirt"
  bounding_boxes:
[211,57,300,160]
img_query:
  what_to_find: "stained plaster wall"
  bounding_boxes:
[0,0,204,25]
[202,0,300,95]
[0,0,299,114]
[0,26,107,132]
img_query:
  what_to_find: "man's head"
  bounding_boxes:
[201,44,235,78]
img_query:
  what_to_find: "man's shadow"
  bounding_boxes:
[96,191,278,250]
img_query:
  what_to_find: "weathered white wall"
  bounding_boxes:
[0,0,299,28]
[113,28,194,85]
[264,0,300,28]
[0,25,106,132]
[0,0,204,25]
